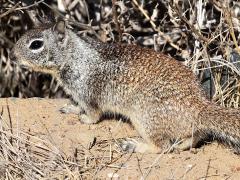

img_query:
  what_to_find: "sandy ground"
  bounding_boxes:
[0,98,240,179]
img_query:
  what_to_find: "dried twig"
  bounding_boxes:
[224,7,240,53]
[132,0,181,51]
[0,2,20,19]
[112,0,122,41]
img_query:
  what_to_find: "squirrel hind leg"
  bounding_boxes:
[117,138,171,154]
[173,137,198,151]
[173,130,207,152]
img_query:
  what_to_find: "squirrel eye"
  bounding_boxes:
[29,40,44,50]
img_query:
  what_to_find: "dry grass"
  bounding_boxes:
[0,113,82,179]
[0,111,129,179]
[1,0,240,179]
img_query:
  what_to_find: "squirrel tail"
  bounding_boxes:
[198,104,240,153]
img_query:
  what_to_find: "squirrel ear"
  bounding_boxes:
[53,20,66,36]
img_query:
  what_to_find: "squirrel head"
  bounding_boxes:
[10,20,68,76]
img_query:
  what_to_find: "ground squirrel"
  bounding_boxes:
[10,20,240,154]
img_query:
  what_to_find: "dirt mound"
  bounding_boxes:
[0,98,240,179]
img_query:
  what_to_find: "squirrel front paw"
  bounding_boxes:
[59,104,81,114]
[79,113,99,124]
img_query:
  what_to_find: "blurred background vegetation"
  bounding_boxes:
[1,0,240,107]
